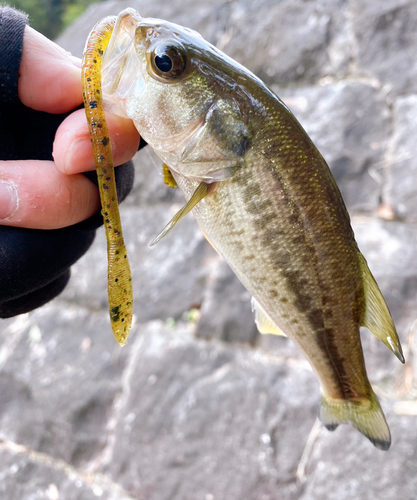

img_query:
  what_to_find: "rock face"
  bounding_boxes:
[2,0,417,498]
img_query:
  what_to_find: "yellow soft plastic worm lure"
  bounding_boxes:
[82,16,133,345]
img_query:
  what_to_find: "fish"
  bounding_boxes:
[99,8,404,450]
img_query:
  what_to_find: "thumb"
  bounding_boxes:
[0,159,100,229]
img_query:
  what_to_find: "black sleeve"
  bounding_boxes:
[0,6,135,317]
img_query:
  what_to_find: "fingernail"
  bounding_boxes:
[0,180,19,220]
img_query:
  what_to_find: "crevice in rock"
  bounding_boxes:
[378,89,399,218]
[294,419,323,499]
[88,323,146,473]
[0,437,137,499]
[345,0,360,77]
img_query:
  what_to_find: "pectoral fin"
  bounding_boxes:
[359,253,404,363]
[149,182,208,247]
[162,163,178,188]
[251,298,287,336]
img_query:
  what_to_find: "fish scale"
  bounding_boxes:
[199,177,366,402]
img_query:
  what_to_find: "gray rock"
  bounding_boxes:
[354,0,417,96]
[102,322,318,500]
[0,446,136,500]
[0,306,130,468]
[384,95,417,220]
[196,259,259,344]
[298,409,417,500]
[200,0,351,87]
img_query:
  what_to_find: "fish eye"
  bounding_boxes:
[151,43,186,79]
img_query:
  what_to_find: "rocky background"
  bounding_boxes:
[2,0,417,498]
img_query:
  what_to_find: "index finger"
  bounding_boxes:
[18,26,83,114]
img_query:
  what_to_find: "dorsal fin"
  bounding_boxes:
[251,298,287,336]
[358,253,404,363]
[149,182,208,247]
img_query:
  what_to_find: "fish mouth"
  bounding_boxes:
[101,9,146,116]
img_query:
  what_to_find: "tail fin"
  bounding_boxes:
[319,391,391,450]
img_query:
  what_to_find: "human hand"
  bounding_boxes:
[0,25,140,230]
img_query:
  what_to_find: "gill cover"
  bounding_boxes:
[101,9,251,185]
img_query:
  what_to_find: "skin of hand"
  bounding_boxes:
[0,25,140,230]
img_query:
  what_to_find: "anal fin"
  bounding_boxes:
[358,253,404,363]
[251,298,287,336]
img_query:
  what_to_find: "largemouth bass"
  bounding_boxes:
[97,8,404,449]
